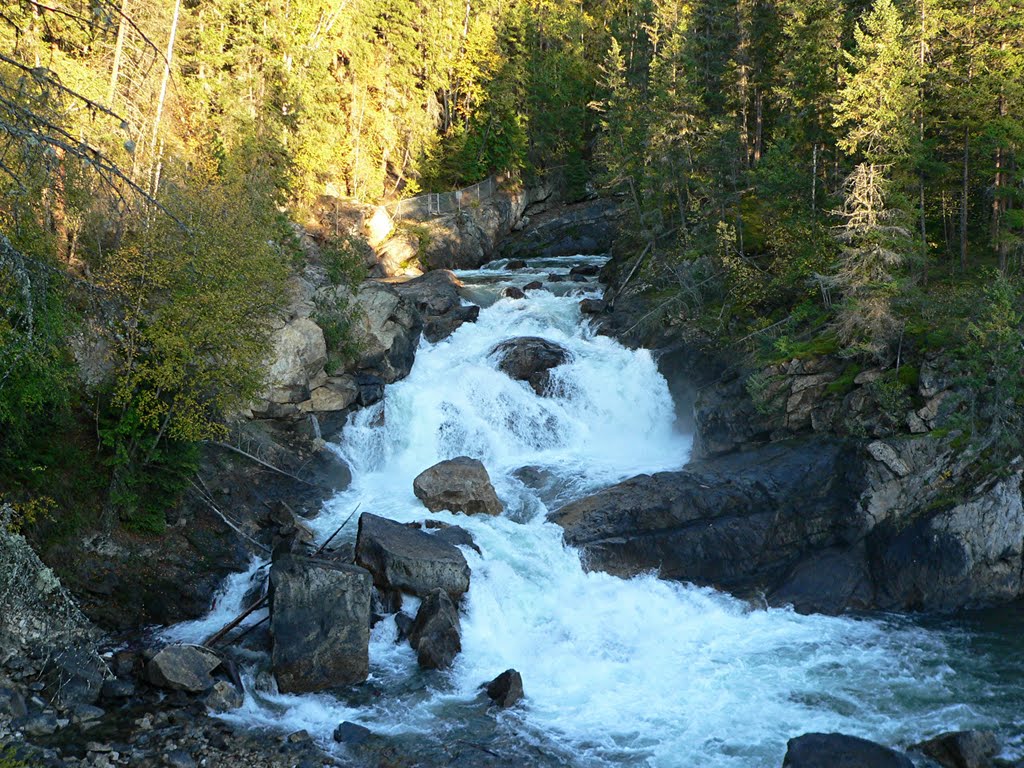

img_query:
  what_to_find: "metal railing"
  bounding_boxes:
[385,176,500,221]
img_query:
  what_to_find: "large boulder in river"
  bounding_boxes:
[553,436,1024,614]
[270,555,372,693]
[490,337,571,396]
[408,588,461,669]
[355,513,471,600]
[413,457,503,516]
[550,438,867,604]
[783,733,913,768]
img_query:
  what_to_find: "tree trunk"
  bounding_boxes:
[960,126,969,272]
[107,0,128,105]
[149,0,181,195]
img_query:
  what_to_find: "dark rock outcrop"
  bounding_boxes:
[408,588,462,669]
[490,337,571,396]
[391,270,480,342]
[413,457,504,516]
[868,471,1024,611]
[355,513,471,600]
[500,198,619,260]
[551,439,866,599]
[783,733,913,768]
[551,436,1024,614]
[911,730,999,768]
[485,669,524,708]
[146,645,222,693]
[269,555,372,693]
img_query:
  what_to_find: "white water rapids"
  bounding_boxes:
[167,256,1021,766]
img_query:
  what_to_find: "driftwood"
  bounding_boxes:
[204,595,268,647]
[207,441,317,487]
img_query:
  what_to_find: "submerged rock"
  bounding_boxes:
[485,669,524,708]
[524,280,544,291]
[355,513,471,599]
[269,555,372,693]
[414,457,503,516]
[408,588,462,669]
[783,733,913,768]
[502,286,526,300]
[490,337,571,396]
[911,730,999,768]
[146,645,221,693]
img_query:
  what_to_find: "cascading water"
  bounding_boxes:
[168,255,1024,767]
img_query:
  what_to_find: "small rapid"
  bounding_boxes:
[169,256,1023,766]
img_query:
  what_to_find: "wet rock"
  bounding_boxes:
[911,730,999,768]
[355,513,471,599]
[394,612,415,643]
[426,304,480,342]
[270,555,372,693]
[783,733,913,768]
[391,270,480,342]
[428,523,482,555]
[334,721,374,745]
[579,298,606,314]
[524,281,544,291]
[490,337,571,396]
[569,264,600,277]
[205,680,244,713]
[502,286,526,300]
[413,457,503,516]
[551,439,866,598]
[0,687,27,718]
[547,273,566,283]
[356,374,385,407]
[146,645,221,693]
[408,589,462,670]
[485,669,524,708]
[506,259,528,270]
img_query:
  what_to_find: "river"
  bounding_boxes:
[166,255,1023,767]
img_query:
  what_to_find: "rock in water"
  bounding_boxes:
[502,286,526,300]
[270,555,372,693]
[911,730,999,768]
[355,513,471,599]
[408,589,461,669]
[413,457,503,516]
[783,733,913,768]
[490,337,571,396]
[205,680,244,712]
[146,645,221,693]
[334,721,374,745]
[569,263,600,277]
[524,281,544,291]
[485,669,524,708]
